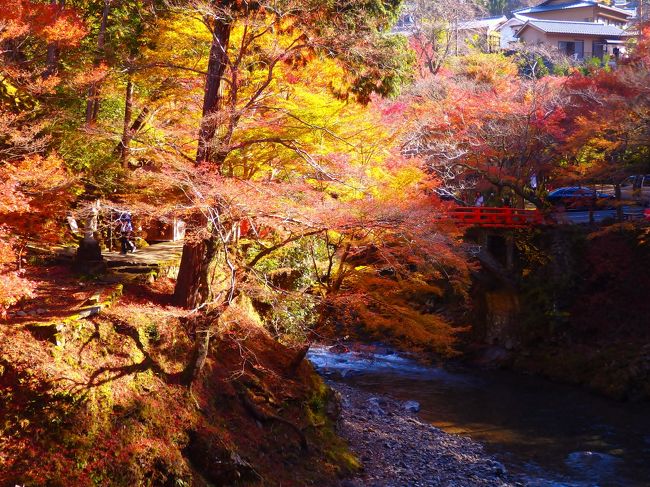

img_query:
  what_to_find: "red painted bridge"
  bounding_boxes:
[450,207,544,228]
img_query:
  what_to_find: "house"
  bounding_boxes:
[393,12,415,35]
[511,0,634,61]
[456,15,508,53]
[395,10,508,54]
[515,19,630,60]
[612,0,640,19]
[513,0,633,27]
[498,14,532,49]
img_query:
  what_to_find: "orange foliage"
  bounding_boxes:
[72,62,110,88]
[0,154,73,316]
[561,27,650,182]
[0,0,87,45]
[403,71,571,206]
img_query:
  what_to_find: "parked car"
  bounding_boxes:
[546,186,614,210]
[620,175,650,204]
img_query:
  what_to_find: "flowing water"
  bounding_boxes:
[308,345,650,487]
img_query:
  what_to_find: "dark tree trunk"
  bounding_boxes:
[195,18,231,166]
[113,82,165,155]
[287,344,311,376]
[86,0,111,125]
[44,43,59,78]
[5,39,26,64]
[114,104,150,155]
[85,85,97,124]
[176,16,233,310]
[44,0,64,78]
[615,183,623,223]
[173,236,218,309]
[128,105,150,135]
[182,317,214,384]
[118,75,134,168]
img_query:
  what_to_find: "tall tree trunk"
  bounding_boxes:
[615,183,623,223]
[113,79,170,154]
[175,18,232,309]
[174,236,218,309]
[127,105,150,136]
[44,42,59,79]
[195,18,231,166]
[287,344,311,376]
[86,0,111,125]
[182,318,214,384]
[5,39,26,64]
[118,74,134,168]
[44,0,65,78]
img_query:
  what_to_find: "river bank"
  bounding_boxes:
[310,344,650,487]
[469,223,650,402]
[330,382,512,487]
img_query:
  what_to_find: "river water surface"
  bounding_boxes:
[308,345,650,487]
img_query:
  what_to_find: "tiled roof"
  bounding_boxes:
[458,16,508,30]
[518,19,628,35]
[516,1,593,13]
[515,1,633,17]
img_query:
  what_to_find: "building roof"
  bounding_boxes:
[496,15,529,32]
[513,13,534,21]
[458,15,508,31]
[517,19,628,36]
[514,1,633,18]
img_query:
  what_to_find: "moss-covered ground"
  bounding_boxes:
[1,265,357,486]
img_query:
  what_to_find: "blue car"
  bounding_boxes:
[547,186,614,210]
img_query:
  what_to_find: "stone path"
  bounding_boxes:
[45,241,184,282]
[102,241,184,266]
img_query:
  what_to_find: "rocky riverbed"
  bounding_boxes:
[330,382,513,487]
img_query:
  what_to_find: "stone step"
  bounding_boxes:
[109,266,159,274]
[106,260,158,269]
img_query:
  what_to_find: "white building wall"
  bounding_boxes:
[499,22,523,48]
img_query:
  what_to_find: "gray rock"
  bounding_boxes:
[76,306,102,319]
[330,344,350,354]
[488,460,507,476]
[16,311,27,317]
[565,451,619,477]
[367,397,386,416]
[404,400,420,413]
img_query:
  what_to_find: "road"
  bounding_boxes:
[557,206,645,224]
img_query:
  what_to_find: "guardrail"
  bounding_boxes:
[451,207,544,228]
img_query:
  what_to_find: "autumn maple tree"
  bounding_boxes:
[150,0,414,310]
[403,0,479,76]
[0,0,87,317]
[402,53,573,208]
[561,26,650,206]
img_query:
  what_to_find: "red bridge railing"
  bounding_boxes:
[451,207,543,228]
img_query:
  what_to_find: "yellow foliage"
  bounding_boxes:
[453,52,518,87]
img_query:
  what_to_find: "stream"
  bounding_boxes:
[308,345,650,487]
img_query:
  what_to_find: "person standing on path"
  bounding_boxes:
[118,212,136,254]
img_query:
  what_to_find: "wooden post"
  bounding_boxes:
[75,200,103,271]
[505,233,515,270]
